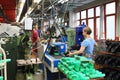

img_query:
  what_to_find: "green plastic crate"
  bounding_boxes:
[0,76,3,80]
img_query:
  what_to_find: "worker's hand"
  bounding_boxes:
[67,52,74,57]
[41,40,47,43]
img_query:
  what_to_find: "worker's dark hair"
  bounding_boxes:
[32,22,37,27]
[46,28,51,33]
[83,27,92,35]
[38,26,41,29]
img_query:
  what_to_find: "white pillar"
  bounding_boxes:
[69,11,76,28]
[99,5,105,39]
[116,0,120,39]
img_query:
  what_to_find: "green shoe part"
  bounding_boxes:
[58,56,105,80]
[54,52,59,56]
[0,59,11,63]
[0,76,3,80]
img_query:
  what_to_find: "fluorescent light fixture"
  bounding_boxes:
[58,0,69,4]
[16,0,26,22]
[27,7,34,15]
[21,0,25,2]
[58,0,62,3]
[48,5,54,10]
[20,16,26,23]
[34,0,41,3]
[48,6,52,10]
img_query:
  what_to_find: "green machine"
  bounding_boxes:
[2,37,18,80]
[1,31,31,80]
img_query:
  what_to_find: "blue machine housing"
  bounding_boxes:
[50,42,67,55]
[44,42,67,72]
[75,23,86,46]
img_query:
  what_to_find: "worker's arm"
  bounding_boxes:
[68,46,85,56]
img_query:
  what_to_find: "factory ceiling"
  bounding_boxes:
[0,0,114,23]
[21,0,114,22]
[29,0,96,19]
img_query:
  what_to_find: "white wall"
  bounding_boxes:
[69,11,76,28]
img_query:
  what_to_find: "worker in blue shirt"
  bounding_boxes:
[37,26,41,38]
[68,26,97,60]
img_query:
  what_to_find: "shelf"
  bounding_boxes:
[17,58,42,66]
[95,51,120,57]
[95,64,120,71]
[95,40,120,80]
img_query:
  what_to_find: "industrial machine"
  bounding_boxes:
[75,23,86,46]
[43,42,67,80]
[44,42,67,72]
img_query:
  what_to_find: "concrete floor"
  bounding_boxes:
[16,71,44,80]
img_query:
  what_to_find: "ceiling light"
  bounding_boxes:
[16,2,25,22]
[21,0,25,3]
[34,0,41,4]
[27,7,34,15]
[58,0,69,4]
[20,16,26,23]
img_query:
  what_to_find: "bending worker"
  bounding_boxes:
[68,26,97,60]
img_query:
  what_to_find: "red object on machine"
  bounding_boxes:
[0,0,16,23]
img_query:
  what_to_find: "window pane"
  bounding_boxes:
[88,19,94,38]
[96,6,100,16]
[76,12,80,20]
[96,18,100,39]
[81,20,86,25]
[106,16,115,40]
[75,21,80,26]
[88,8,94,18]
[106,2,115,15]
[81,10,86,19]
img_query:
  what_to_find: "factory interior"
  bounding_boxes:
[0,0,120,80]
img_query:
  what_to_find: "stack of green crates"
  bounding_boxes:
[58,55,105,80]
[0,76,3,80]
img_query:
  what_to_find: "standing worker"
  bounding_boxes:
[31,23,40,58]
[68,26,97,60]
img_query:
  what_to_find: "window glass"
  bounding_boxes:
[81,10,86,19]
[96,18,100,39]
[88,19,94,38]
[88,8,94,18]
[75,21,80,26]
[106,16,115,40]
[96,6,100,16]
[106,2,115,15]
[76,12,80,20]
[81,20,86,25]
